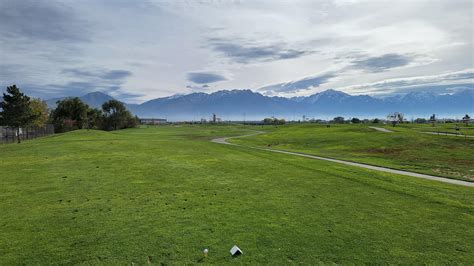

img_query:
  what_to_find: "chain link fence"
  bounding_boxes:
[0,125,54,144]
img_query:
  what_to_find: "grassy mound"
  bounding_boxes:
[0,125,473,264]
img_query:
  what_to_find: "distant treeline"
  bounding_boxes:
[51,96,138,133]
[286,114,471,126]
[263,117,286,125]
[0,85,138,143]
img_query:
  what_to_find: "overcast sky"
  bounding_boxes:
[0,0,473,102]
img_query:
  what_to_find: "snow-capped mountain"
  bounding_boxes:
[44,89,474,120]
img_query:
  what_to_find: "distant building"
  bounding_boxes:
[139,118,167,125]
[211,113,222,123]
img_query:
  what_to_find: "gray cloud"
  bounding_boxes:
[399,83,474,95]
[1,66,134,100]
[60,68,133,97]
[0,64,25,82]
[62,69,132,81]
[439,71,474,81]
[343,69,474,96]
[209,38,313,64]
[108,90,145,103]
[1,0,472,101]
[0,82,102,100]
[259,72,335,94]
[350,53,412,72]
[45,81,133,99]
[186,72,227,84]
[18,68,135,99]
[0,0,88,42]
[186,84,211,91]
[1,81,145,104]
[50,81,108,94]
[186,84,211,92]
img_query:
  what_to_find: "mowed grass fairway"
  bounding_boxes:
[1,125,473,264]
[232,124,474,181]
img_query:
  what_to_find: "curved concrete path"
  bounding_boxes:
[421,131,474,138]
[212,131,474,187]
[211,131,265,145]
[368,127,474,138]
[369,126,394,133]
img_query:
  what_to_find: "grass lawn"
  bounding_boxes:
[231,123,474,181]
[1,125,473,264]
[400,123,474,136]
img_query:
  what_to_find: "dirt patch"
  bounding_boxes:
[447,158,474,167]
[365,148,403,155]
[432,168,473,180]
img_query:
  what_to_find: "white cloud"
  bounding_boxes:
[0,0,472,101]
[339,69,474,95]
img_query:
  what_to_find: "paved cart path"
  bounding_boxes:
[368,127,474,138]
[369,126,394,133]
[421,131,474,138]
[211,131,474,187]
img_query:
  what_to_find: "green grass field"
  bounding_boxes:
[1,125,473,264]
[402,122,474,136]
[231,123,474,181]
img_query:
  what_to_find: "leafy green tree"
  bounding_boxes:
[29,98,49,127]
[125,115,139,128]
[263,118,273,125]
[86,108,103,129]
[51,97,89,132]
[0,85,36,143]
[101,99,135,130]
[263,117,285,125]
[332,116,345,124]
[414,118,427,124]
[351,117,361,124]
[462,114,470,126]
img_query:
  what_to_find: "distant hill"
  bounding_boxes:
[44,89,474,120]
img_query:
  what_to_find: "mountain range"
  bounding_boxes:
[44,89,473,121]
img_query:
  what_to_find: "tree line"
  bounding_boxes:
[0,85,138,143]
[263,117,286,125]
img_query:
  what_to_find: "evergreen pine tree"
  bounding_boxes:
[0,85,36,143]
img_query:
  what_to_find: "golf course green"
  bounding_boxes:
[1,125,473,264]
[232,123,474,181]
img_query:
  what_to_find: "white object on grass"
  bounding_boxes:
[230,245,243,256]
